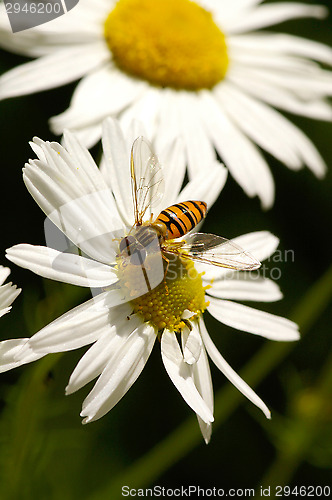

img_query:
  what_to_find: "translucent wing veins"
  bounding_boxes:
[164,233,261,271]
[130,137,164,224]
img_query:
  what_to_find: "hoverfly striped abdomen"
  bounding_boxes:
[154,201,207,240]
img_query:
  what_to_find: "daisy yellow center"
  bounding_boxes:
[118,252,208,331]
[104,0,229,90]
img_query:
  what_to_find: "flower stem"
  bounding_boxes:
[1,354,62,499]
[89,262,332,499]
[0,282,88,499]
[260,348,332,488]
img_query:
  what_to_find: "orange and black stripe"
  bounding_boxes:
[154,201,207,239]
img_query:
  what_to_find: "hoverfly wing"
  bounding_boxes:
[165,233,261,271]
[131,137,165,224]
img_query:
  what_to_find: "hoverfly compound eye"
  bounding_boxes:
[119,235,148,265]
[119,235,136,254]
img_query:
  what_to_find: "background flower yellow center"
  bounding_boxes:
[118,253,208,331]
[104,0,229,90]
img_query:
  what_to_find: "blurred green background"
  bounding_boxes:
[0,1,331,498]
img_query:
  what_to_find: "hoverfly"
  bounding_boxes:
[118,137,260,292]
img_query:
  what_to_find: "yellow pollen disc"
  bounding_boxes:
[117,252,208,332]
[104,0,229,90]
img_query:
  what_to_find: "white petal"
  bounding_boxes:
[207,275,282,302]
[230,49,321,74]
[0,265,21,315]
[0,1,103,57]
[200,0,261,18]
[177,162,227,210]
[39,0,113,33]
[228,33,332,66]
[0,282,21,309]
[199,91,275,209]
[181,309,195,320]
[160,138,186,206]
[228,68,332,121]
[227,48,330,81]
[0,43,109,100]
[0,307,11,319]
[0,339,44,373]
[123,120,149,154]
[208,298,300,341]
[192,344,214,443]
[217,83,301,169]
[64,123,103,150]
[154,90,182,156]
[152,138,186,214]
[181,323,214,443]
[161,330,213,424]
[182,327,202,365]
[45,0,113,31]
[232,231,280,262]
[285,130,328,178]
[61,130,112,193]
[199,318,271,419]
[118,88,162,143]
[0,15,48,57]
[218,83,327,176]
[50,65,146,134]
[81,320,156,423]
[207,0,262,31]
[66,316,143,395]
[176,91,217,178]
[227,3,327,34]
[101,118,133,224]
[234,65,332,99]
[0,0,110,35]
[24,137,123,264]
[6,244,117,287]
[21,292,130,354]
[196,231,279,282]
[0,266,11,285]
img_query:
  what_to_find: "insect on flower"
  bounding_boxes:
[117,137,261,294]
[0,125,300,440]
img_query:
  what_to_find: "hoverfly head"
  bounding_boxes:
[119,235,137,257]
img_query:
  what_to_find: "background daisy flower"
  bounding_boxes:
[0,265,24,372]
[0,266,21,318]
[0,0,331,208]
[0,119,299,442]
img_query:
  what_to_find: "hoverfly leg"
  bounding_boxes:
[162,254,170,295]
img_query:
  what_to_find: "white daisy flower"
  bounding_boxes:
[0,266,21,318]
[0,119,299,442]
[0,266,25,372]
[0,0,331,208]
